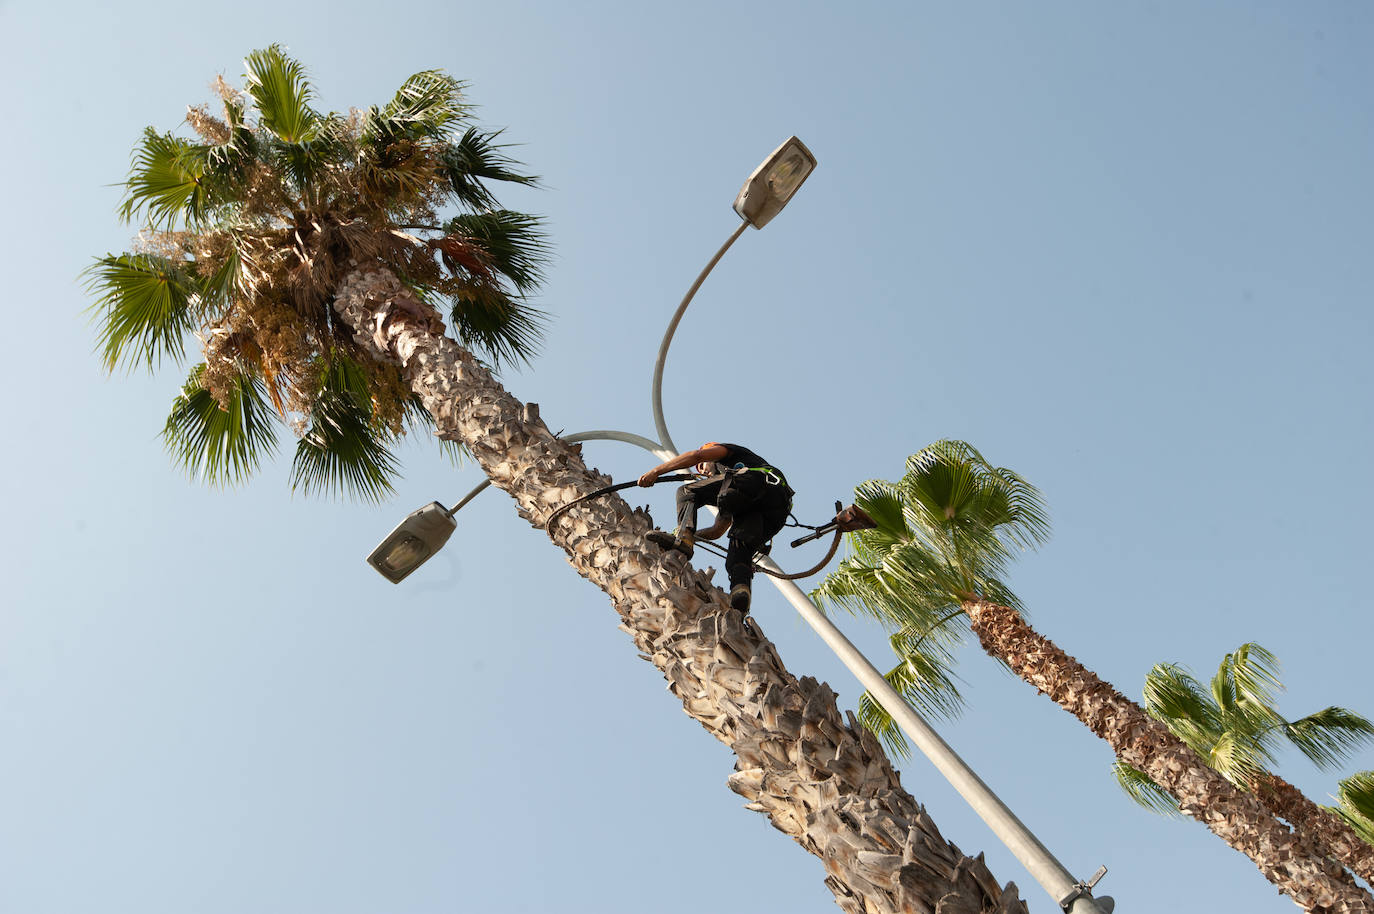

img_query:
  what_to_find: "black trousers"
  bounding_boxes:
[675,470,792,588]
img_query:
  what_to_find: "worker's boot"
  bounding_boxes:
[647,529,694,559]
[730,583,751,614]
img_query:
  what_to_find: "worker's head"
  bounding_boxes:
[695,460,719,477]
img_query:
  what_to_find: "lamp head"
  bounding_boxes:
[367,501,457,584]
[733,136,817,229]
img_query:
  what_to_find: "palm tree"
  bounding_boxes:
[87,47,1030,914]
[815,441,1374,913]
[1113,644,1374,882]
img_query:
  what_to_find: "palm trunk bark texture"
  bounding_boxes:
[334,268,1028,914]
[1255,773,1374,886]
[963,599,1374,914]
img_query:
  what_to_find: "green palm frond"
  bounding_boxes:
[363,70,468,146]
[857,628,969,756]
[878,539,970,613]
[263,115,351,195]
[811,559,894,626]
[902,440,1050,562]
[1333,771,1374,845]
[1207,729,1268,783]
[1284,708,1374,770]
[440,127,540,210]
[1113,762,1182,817]
[858,691,911,759]
[290,355,399,502]
[163,363,280,484]
[1143,663,1220,732]
[1218,643,1285,717]
[243,44,319,143]
[118,129,215,229]
[852,479,912,546]
[448,288,546,370]
[444,211,549,295]
[85,253,198,371]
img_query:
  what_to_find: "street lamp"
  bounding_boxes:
[733,136,817,229]
[366,501,457,584]
[367,137,1112,914]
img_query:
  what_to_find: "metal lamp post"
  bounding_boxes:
[369,137,1114,914]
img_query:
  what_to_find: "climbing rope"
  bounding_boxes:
[543,474,694,528]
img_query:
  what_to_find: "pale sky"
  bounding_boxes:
[2,2,1371,912]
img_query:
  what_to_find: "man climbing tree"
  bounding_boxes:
[638,442,793,613]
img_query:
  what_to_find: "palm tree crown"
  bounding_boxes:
[1114,643,1374,816]
[812,439,1050,751]
[86,45,549,499]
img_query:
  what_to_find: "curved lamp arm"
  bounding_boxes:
[650,219,749,453]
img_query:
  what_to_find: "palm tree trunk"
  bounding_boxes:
[963,599,1374,914]
[334,268,1028,914]
[1253,772,1374,885]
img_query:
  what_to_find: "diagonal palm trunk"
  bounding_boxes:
[1254,773,1374,885]
[335,268,1027,914]
[963,600,1374,914]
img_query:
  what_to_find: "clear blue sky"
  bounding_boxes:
[2,2,1371,912]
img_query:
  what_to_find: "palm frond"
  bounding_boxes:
[858,691,911,759]
[1207,729,1268,785]
[443,210,549,295]
[1221,643,1285,716]
[1333,771,1374,845]
[1284,708,1374,770]
[118,129,215,229]
[163,363,280,484]
[885,629,966,716]
[857,647,967,759]
[243,44,319,143]
[447,287,547,370]
[364,70,468,146]
[85,253,198,371]
[440,127,540,211]
[810,558,894,626]
[846,481,912,552]
[1143,663,1217,726]
[262,116,351,195]
[1113,762,1182,817]
[898,440,1049,578]
[289,354,399,502]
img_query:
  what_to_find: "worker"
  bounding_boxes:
[637,442,793,614]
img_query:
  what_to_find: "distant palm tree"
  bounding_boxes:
[87,48,1031,914]
[815,440,1373,913]
[1114,644,1374,882]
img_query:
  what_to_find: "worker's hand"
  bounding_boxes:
[637,469,659,488]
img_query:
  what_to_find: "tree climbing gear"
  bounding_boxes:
[544,474,694,528]
[546,479,877,583]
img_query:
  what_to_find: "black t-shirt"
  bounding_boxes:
[705,441,773,472]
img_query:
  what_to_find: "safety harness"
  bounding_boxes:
[544,475,874,582]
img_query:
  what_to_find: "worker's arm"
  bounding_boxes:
[696,513,733,540]
[637,443,730,487]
